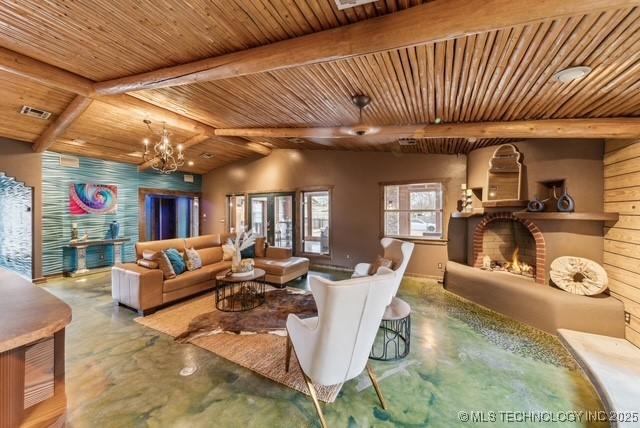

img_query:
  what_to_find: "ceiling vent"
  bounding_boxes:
[398,138,418,146]
[334,0,376,9]
[59,155,80,168]
[20,105,52,120]
[199,153,215,159]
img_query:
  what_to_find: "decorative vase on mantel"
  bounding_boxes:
[109,220,120,240]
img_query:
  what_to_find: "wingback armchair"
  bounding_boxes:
[285,269,396,428]
[352,237,415,360]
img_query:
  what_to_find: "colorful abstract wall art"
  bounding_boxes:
[70,183,118,215]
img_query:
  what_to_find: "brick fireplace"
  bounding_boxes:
[473,213,546,284]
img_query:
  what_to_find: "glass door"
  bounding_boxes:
[249,193,295,250]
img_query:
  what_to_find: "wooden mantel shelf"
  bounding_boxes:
[513,212,619,221]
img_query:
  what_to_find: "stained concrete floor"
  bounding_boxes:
[43,269,607,428]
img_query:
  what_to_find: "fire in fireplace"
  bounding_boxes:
[482,246,535,278]
[479,219,536,279]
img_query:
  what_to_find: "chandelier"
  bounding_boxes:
[142,119,184,174]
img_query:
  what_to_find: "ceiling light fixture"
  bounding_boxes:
[553,66,592,83]
[188,160,194,166]
[343,94,379,136]
[142,120,184,174]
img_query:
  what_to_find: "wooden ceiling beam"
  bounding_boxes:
[0,47,94,97]
[92,0,639,95]
[0,47,268,157]
[32,96,93,152]
[138,133,210,171]
[214,118,640,140]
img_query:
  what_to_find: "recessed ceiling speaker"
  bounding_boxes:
[553,66,592,83]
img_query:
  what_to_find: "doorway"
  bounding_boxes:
[248,193,295,249]
[139,188,200,241]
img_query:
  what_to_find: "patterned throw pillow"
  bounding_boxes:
[184,247,203,271]
[164,248,186,276]
[368,255,395,275]
[142,249,175,279]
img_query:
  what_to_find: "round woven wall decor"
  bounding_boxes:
[550,256,608,296]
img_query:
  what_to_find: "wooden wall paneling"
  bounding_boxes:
[0,347,25,428]
[604,138,640,347]
[23,338,54,409]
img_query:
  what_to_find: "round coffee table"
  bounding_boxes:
[215,268,266,312]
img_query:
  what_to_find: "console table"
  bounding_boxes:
[64,238,130,277]
[0,268,72,428]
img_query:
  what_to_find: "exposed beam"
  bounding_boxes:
[0,47,94,97]
[138,134,210,171]
[32,96,93,153]
[214,118,640,140]
[0,47,268,157]
[92,0,639,95]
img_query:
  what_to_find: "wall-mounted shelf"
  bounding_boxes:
[482,200,528,208]
[452,210,485,218]
[513,212,619,221]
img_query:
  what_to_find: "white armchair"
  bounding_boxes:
[353,237,415,360]
[285,269,396,428]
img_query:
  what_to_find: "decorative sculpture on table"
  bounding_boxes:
[550,256,608,295]
[70,183,118,215]
[226,229,256,275]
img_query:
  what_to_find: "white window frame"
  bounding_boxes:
[381,182,444,241]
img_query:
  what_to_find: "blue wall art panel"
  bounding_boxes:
[0,174,33,278]
[42,153,201,276]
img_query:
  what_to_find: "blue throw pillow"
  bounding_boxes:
[241,244,255,259]
[164,248,186,275]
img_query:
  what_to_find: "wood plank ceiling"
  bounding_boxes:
[0,0,639,173]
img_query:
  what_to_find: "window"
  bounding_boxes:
[226,195,245,233]
[301,190,330,255]
[383,182,443,240]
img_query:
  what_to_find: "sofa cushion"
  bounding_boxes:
[198,247,223,265]
[185,234,222,250]
[136,238,185,259]
[136,259,158,269]
[184,247,203,271]
[165,248,186,275]
[163,268,212,293]
[201,261,232,278]
[241,244,255,258]
[142,250,175,279]
[254,257,309,276]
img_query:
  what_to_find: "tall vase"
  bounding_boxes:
[109,220,120,239]
[232,248,242,272]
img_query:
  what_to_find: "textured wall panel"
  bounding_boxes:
[0,175,33,278]
[42,152,201,276]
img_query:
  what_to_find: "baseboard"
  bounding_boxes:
[32,276,48,284]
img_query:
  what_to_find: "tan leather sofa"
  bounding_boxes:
[112,234,230,315]
[111,234,310,315]
[253,237,310,285]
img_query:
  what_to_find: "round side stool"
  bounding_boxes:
[369,297,411,361]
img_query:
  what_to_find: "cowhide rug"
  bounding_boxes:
[175,289,317,342]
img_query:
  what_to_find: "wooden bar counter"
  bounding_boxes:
[0,269,71,428]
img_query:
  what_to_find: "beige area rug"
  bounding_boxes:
[135,291,342,403]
